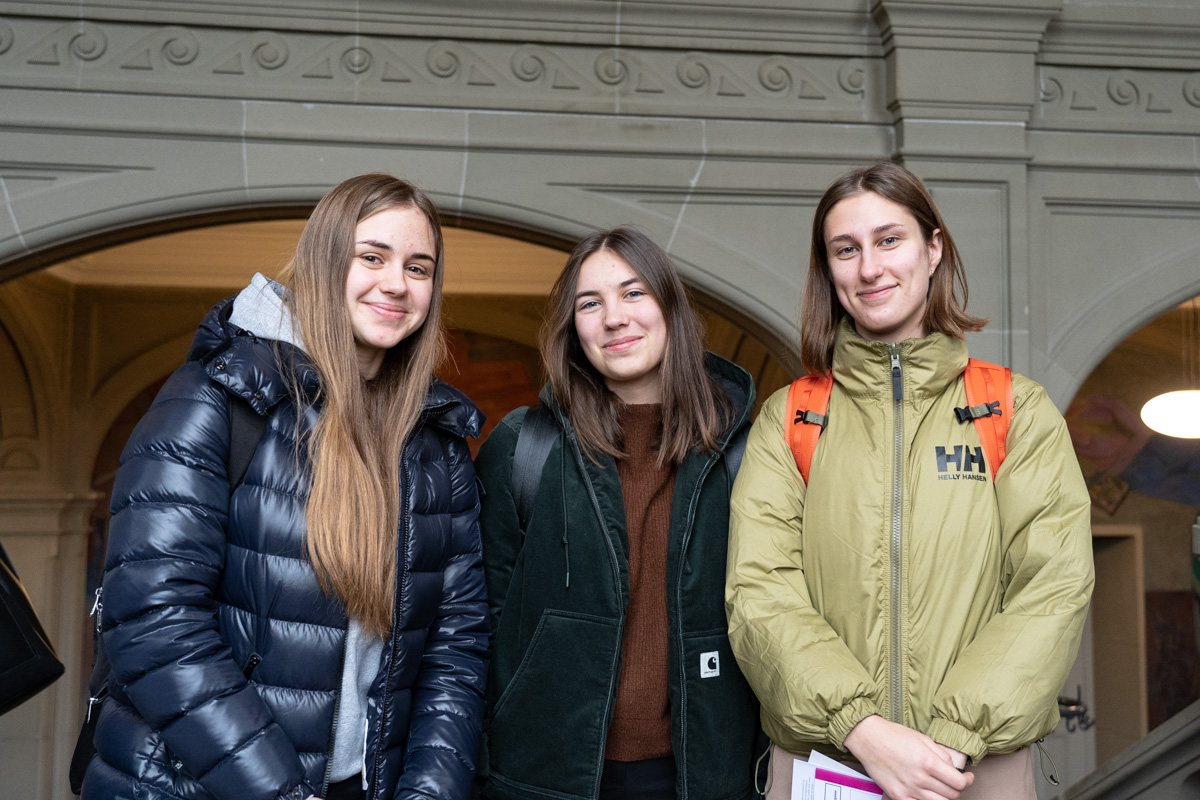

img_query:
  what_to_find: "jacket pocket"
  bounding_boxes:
[488,610,618,797]
[680,631,760,800]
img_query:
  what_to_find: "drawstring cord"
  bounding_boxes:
[560,450,570,588]
[754,742,771,797]
[1035,739,1060,786]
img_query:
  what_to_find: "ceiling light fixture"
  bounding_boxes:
[1140,297,1200,439]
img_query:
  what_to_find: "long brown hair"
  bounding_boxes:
[800,161,987,376]
[541,226,730,465]
[278,173,447,638]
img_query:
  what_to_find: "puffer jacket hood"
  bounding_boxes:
[476,353,767,800]
[83,289,487,800]
[727,320,1093,764]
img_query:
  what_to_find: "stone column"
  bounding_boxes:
[0,494,98,800]
[872,0,1065,377]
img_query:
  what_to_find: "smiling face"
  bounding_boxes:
[344,205,437,379]
[824,191,943,344]
[573,249,669,404]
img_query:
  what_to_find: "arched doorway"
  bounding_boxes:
[0,210,797,794]
[1037,295,1200,795]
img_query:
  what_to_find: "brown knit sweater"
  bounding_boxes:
[605,403,677,762]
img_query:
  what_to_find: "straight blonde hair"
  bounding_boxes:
[278,173,447,638]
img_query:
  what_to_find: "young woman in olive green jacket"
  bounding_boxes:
[726,163,1093,800]
[476,227,765,800]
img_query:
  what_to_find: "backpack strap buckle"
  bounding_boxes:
[794,409,828,428]
[954,400,1001,424]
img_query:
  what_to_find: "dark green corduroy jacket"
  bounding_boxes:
[475,354,765,800]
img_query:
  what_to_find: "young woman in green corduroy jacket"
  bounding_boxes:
[476,227,766,800]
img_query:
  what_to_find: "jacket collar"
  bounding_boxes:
[538,351,756,447]
[187,288,483,438]
[831,316,968,402]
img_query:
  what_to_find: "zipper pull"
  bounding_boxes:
[90,587,103,634]
[889,346,902,401]
[361,717,370,791]
[85,694,102,723]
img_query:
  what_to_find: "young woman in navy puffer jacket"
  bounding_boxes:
[81,174,488,800]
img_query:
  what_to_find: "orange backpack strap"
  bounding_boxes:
[956,358,1013,481]
[786,375,833,485]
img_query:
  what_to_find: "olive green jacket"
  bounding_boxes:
[726,323,1093,765]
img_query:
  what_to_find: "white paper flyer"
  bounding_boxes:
[790,751,884,800]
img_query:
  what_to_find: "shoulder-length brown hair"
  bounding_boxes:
[800,161,987,376]
[540,226,730,465]
[278,173,447,638]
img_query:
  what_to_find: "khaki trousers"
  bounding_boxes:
[764,744,1035,800]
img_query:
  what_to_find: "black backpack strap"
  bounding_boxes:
[724,423,750,484]
[228,393,267,488]
[512,405,558,533]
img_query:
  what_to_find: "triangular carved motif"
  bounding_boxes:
[303,57,335,79]
[27,42,61,66]
[381,60,412,83]
[1069,90,1097,111]
[716,76,745,97]
[635,72,665,94]
[798,80,826,100]
[213,52,245,75]
[552,69,580,90]
[121,49,154,71]
[1146,93,1172,113]
[467,65,495,86]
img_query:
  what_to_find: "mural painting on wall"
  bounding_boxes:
[1066,391,1200,729]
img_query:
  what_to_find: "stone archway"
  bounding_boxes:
[0,207,796,796]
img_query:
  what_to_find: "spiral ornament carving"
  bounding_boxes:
[511,47,545,82]
[757,59,791,93]
[1106,72,1138,106]
[341,47,372,74]
[1039,77,1064,104]
[837,62,865,96]
[161,27,200,66]
[426,42,461,79]
[252,35,288,70]
[594,50,628,86]
[676,55,711,90]
[69,25,107,61]
[1183,74,1200,108]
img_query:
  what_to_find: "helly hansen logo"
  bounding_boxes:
[936,445,988,482]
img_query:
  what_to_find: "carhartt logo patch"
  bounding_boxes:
[935,445,988,482]
[700,651,720,678]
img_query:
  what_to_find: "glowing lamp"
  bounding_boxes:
[1140,390,1200,439]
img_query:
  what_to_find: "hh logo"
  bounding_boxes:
[935,445,988,482]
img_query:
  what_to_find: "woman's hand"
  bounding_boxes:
[843,715,973,800]
[937,745,968,771]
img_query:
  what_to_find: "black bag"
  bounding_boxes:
[68,391,267,794]
[0,538,65,716]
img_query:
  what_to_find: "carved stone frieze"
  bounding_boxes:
[1036,66,1200,131]
[0,16,883,122]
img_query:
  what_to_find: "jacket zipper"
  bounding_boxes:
[673,450,721,800]
[319,632,352,798]
[368,424,422,800]
[888,344,904,724]
[86,588,107,721]
[563,427,625,800]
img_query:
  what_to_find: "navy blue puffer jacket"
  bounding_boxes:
[82,297,488,800]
